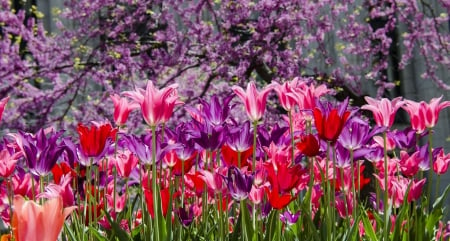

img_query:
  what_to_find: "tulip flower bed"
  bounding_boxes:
[0,78,450,241]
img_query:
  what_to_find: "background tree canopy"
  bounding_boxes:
[0,0,448,133]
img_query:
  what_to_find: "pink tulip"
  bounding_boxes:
[12,195,76,241]
[124,81,183,126]
[110,94,139,126]
[402,100,426,133]
[295,82,330,110]
[232,81,275,122]
[272,78,304,111]
[249,186,264,205]
[0,96,9,123]
[114,150,139,178]
[418,96,450,128]
[361,96,404,128]
[0,150,20,178]
[37,175,74,207]
[433,149,450,175]
[399,151,423,177]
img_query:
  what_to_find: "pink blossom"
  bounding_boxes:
[433,149,450,175]
[0,96,9,123]
[114,150,139,178]
[249,186,264,205]
[124,81,183,126]
[272,78,303,111]
[418,96,450,128]
[110,94,140,126]
[399,151,423,177]
[402,100,426,133]
[0,149,19,178]
[232,81,275,122]
[361,96,404,128]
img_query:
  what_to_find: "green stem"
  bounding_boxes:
[427,128,433,210]
[289,110,295,166]
[383,131,389,241]
[151,125,160,241]
[350,148,356,219]
[252,121,258,171]
[325,141,332,241]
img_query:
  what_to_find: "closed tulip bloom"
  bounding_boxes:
[361,96,404,128]
[110,94,139,126]
[12,195,76,241]
[0,96,9,123]
[433,149,450,175]
[232,81,275,122]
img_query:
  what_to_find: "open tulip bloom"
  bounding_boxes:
[0,80,449,241]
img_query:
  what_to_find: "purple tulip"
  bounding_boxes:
[258,123,289,148]
[190,94,235,126]
[122,133,180,166]
[227,121,253,152]
[339,116,383,151]
[11,129,65,176]
[190,121,227,151]
[224,166,253,201]
[177,206,194,227]
[280,210,301,225]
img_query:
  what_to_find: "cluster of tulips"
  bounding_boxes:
[0,78,450,241]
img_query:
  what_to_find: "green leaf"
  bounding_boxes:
[88,226,108,241]
[104,210,132,240]
[361,210,378,241]
[264,210,278,241]
[240,200,254,239]
[426,184,450,235]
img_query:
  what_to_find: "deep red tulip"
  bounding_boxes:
[265,184,295,210]
[143,186,170,218]
[77,123,117,158]
[51,162,76,184]
[221,144,253,168]
[313,106,350,143]
[296,134,320,157]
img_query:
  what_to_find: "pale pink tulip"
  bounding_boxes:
[123,81,183,126]
[110,94,139,126]
[361,96,404,128]
[232,81,275,122]
[12,195,76,241]
[0,96,9,123]
[433,149,450,175]
[249,186,264,205]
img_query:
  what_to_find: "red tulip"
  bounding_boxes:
[296,134,320,157]
[314,107,350,143]
[221,144,252,168]
[143,186,171,218]
[77,123,117,158]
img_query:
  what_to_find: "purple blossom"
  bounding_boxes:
[227,121,253,152]
[280,210,301,225]
[223,167,253,201]
[11,129,65,176]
